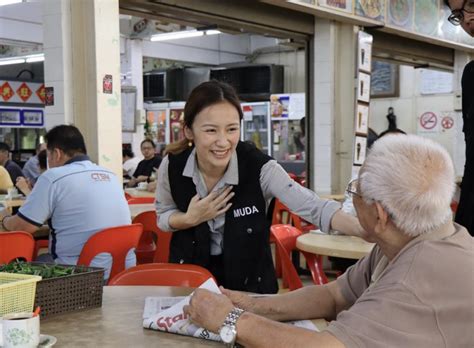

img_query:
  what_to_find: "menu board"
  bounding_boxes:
[318,0,353,12]
[355,0,385,21]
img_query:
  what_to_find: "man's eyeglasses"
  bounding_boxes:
[346,178,361,199]
[448,0,474,25]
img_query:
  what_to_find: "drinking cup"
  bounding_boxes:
[1,312,40,348]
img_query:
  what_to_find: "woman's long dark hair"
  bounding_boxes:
[165,80,243,155]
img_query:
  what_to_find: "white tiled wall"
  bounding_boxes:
[312,19,336,194]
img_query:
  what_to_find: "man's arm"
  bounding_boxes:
[235,312,345,348]
[225,280,350,322]
[0,213,38,233]
[185,282,350,347]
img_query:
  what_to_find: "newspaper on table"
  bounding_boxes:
[142,278,319,342]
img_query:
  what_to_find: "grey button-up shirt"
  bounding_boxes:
[156,150,340,255]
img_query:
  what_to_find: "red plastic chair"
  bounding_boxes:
[271,199,292,278]
[271,200,315,279]
[33,240,49,260]
[77,224,143,283]
[132,211,172,264]
[127,197,155,204]
[0,231,35,264]
[291,213,316,233]
[108,263,215,287]
[271,224,328,290]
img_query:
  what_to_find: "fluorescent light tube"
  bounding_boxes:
[204,30,221,36]
[25,54,44,63]
[0,0,24,6]
[0,58,25,66]
[150,30,203,42]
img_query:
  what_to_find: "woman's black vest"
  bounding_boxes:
[168,141,278,294]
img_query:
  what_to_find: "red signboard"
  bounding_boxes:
[16,82,32,102]
[36,84,45,104]
[0,81,14,102]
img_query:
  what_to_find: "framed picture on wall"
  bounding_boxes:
[121,86,137,132]
[371,61,399,98]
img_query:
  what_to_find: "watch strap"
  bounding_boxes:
[220,307,244,347]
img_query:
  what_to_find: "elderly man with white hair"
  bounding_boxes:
[184,134,474,348]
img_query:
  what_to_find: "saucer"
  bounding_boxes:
[39,334,57,347]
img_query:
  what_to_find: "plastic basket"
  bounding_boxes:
[0,272,42,316]
[33,263,104,318]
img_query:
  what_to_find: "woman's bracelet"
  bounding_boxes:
[1,215,10,231]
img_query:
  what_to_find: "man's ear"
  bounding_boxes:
[374,201,389,231]
[53,148,63,161]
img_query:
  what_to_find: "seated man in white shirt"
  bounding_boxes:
[22,142,47,185]
[122,148,140,178]
[0,125,135,279]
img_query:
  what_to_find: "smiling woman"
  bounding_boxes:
[154,81,364,294]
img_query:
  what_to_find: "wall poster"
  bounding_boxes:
[371,61,399,98]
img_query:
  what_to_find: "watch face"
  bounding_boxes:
[220,326,236,344]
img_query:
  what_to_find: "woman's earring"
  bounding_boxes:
[188,141,193,147]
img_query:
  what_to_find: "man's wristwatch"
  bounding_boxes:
[219,307,244,347]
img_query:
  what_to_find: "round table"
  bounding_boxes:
[124,188,155,198]
[297,233,374,259]
[129,203,155,219]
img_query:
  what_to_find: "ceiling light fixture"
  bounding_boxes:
[0,0,25,7]
[25,54,45,63]
[150,28,221,42]
[0,58,25,66]
[0,53,44,66]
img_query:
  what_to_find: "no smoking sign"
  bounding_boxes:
[419,112,437,130]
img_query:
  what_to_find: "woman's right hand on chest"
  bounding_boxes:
[185,186,235,225]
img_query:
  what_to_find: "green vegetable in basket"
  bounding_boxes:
[0,261,77,279]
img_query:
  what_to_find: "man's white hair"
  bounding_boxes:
[360,134,455,237]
